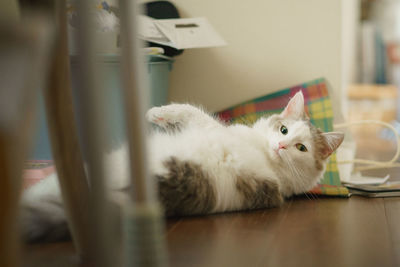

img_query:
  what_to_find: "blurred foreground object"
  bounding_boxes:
[118,0,169,266]
[0,14,53,267]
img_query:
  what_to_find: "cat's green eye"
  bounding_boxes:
[296,143,308,152]
[280,125,288,135]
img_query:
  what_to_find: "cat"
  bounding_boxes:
[20,91,344,242]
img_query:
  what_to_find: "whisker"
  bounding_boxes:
[281,152,318,201]
[281,152,299,193]
[309,190,319,200]
[306,190,316,201]
[303,191,312,201]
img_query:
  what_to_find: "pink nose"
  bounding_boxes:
[278,142,287,149]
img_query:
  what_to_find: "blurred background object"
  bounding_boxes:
[345,0,400,163]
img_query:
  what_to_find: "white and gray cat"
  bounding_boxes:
[20,91,344,242]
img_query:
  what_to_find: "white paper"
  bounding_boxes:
[138,15,170,43]
[154,17,227,49]
[342,174,390,185]
[138,16,226,49]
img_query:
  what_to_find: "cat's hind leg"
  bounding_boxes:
[146,103,223,131]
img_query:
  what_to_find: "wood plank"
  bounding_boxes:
[264,197,393,267]
[384,197,400,266]
[166,202,300,267]
[166,197,395,267]
[23,195,400,267]
[22,242,80,267]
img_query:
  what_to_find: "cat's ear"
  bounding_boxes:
[321,132,344,159]
[281,91,305,119]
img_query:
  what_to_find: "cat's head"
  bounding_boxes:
[253,91,344,196]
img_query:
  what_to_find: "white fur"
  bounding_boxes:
[253,116,321,196]
[21,92,343,239]
[22,173,61,204]
[147,122,280,212]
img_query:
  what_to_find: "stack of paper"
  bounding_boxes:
[342,174,400,198]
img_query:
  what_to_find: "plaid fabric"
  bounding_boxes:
[216,78,349,197]
[23,160,55,189]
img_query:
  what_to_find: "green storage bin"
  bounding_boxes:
[101,54,173,107]
[30,54,174,159]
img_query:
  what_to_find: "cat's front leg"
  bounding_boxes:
[146,103,223,131]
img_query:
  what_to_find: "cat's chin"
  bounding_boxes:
[269,151,286,166]
[271,149,286,161]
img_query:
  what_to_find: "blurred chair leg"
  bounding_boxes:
[0,16,52,266]
[43,0,92,262]
[0,138,24,267]
[0,113,37,266]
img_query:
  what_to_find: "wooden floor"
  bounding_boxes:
[23,132,400,267]
[23,194,400,267]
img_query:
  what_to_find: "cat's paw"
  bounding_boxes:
[146,106,169,125]
[146,106,182,131]
[146,104,198,130]
[147,104,220,130]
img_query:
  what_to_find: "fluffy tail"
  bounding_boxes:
[20,174,69,242]
[20,198,69,242]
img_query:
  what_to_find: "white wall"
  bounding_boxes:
[168,0,343,112]
[341,0,360,117]
[342,0,359,86]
